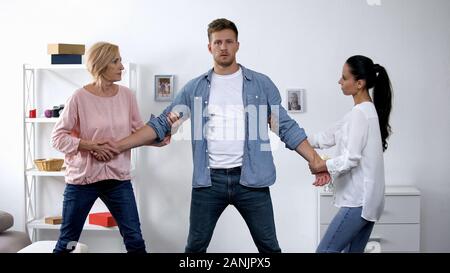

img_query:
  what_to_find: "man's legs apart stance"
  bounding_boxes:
[185,167,281,253]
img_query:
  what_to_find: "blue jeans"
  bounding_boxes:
[185,166,281,253]
[53,179,146,253]
[316,207,375,253]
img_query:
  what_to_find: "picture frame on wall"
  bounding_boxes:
[287,89,305,113]
[154,75,174,101]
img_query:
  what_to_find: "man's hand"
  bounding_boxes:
[150,134,171,147]
[145,112,180,148]
[312,172,331,187]
[309,157,327,174]
[295,140,327,174]
[167,112,182,134]
[90,140,119,162]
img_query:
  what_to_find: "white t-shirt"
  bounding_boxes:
[206,68,245,169]
[309,102,385,221]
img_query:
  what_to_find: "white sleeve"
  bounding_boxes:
[326,108,369,176]
[309,120,342,149]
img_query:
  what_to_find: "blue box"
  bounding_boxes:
[51,54,82,64]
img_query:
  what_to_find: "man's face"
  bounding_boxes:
[208,29,239,67]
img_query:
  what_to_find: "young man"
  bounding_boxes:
[110,18,330,253]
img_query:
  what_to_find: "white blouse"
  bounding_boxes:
[309,102,385,221]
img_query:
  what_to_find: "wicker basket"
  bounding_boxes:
[34,158,64,171]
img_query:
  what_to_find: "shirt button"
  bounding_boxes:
[256,96,258,99]
[205,101,208,104]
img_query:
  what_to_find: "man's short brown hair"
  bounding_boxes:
[207,18,238,42]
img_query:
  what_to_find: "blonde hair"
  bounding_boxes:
[86,42,119,85]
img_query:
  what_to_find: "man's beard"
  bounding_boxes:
[215,56,234,67]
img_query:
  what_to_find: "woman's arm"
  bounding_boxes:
[116,124,159,152]
[310,108,369,176]
[80,139,119,161]
[52,95,119,161]
[51,96,81,156]
[309,119,343,149]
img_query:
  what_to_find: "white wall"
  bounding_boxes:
[1,0,449,252]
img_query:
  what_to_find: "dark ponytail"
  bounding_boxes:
[372,64,392,151]
[346,55,393,151]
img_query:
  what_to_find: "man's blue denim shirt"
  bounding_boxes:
[147,65,307,188]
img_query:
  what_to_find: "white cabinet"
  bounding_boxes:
[318,186,421,252]
[23,63,138,243]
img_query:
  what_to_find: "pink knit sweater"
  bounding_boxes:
[51,85,144,184]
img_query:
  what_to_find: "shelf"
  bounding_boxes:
[24,63,132,71]
[26,168,65,177]
[26,168,134,178]
[24,64,86,70]
[319,185,421,196]
[25,118,59,123]
[384,186,421,196]
[28,219,119,231]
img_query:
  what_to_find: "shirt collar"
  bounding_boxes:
[205,64,252,83]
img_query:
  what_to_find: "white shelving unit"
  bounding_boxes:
[25,117,59,123]
[28,219,119,231]
[23,63,138,242]
[25,169,65,177]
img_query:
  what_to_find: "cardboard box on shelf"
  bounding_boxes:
[47,43,85,55]
[45,216,63,225]
[51,54,82,64]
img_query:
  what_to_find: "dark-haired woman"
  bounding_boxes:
[309,55,393,253]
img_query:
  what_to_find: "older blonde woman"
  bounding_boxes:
[51,42,146,253]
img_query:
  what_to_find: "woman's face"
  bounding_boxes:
[338,63,359,96]
[103,53,124,82]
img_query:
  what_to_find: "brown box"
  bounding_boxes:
[47,43,85,55]
[45,216,62,225]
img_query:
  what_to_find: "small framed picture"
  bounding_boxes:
[287,89,305,113]
[154,75,175,101]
